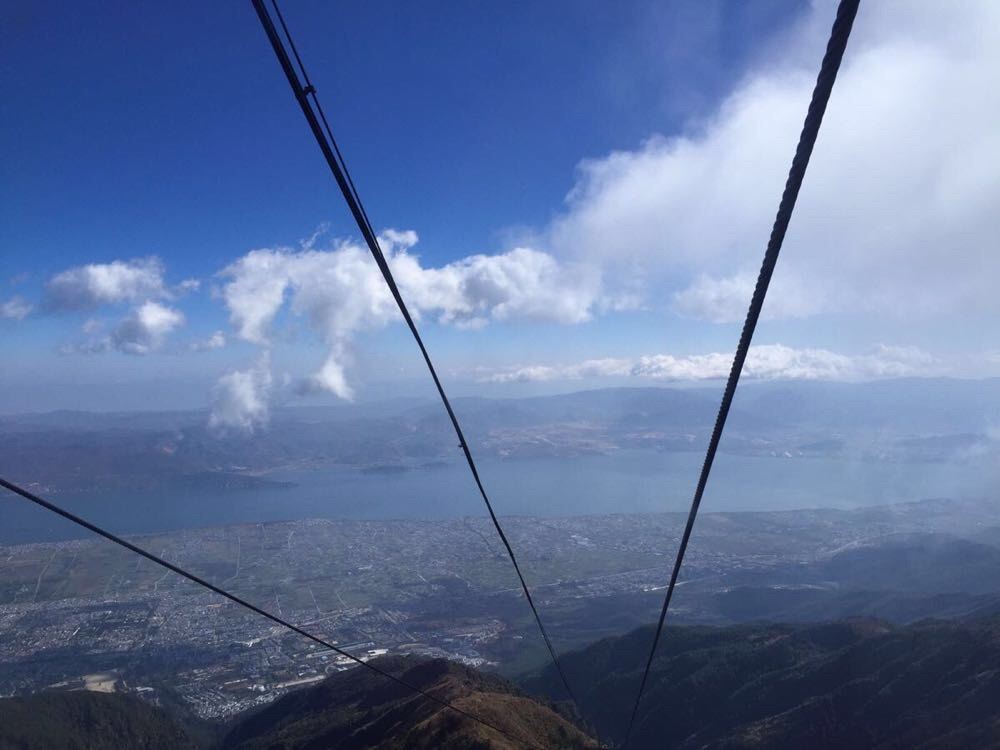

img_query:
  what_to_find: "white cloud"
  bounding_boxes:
[190,330,226,352]
[209,354,273,433]
[637,344,938,381]
[390,243,597,328]
[546,1,1000,322]
[45,258,167,310]
[176,278,201,294]
[672,274,757,324]
[0,296,31,320]
[299,342,355,400]
[219,231,598,399]
[482,358,634,384]
[62,302,184,355]
[672,271,823,323]
[481,344,940,384]
[39,258,191,354]
[109,301,185,355]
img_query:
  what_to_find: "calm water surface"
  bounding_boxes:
[1,450,991,543]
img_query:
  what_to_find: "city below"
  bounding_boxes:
[4,497,999,720]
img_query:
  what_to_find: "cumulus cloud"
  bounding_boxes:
[209,354,273,433]
[390,241,597,328]
[0,296,32,320]
[44,258,167,310]
[299,342,356,400]
[219,231,598,399]
[481,344,940,384]
[38,257,191,354]
[109,301,185,355]
[546,1,1000,321]
[62,302,185,355]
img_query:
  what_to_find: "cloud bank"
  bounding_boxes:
[482,344,939,384]
[546,1,1000,322]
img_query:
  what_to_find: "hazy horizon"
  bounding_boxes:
[5,373,1000,417]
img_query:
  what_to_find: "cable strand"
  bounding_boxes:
[268,0,375,239]
[620,1,861,746]
[250,0,579,708]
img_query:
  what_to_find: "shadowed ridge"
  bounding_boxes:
[0,690,199,750]
[523,616,1000,749]
[223,656,597,749]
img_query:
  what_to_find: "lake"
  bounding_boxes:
[1,449,994,544]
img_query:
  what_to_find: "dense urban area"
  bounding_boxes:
[4,497,999,719]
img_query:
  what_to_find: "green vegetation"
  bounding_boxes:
[522,616,1000,748]
[0,690,198,750]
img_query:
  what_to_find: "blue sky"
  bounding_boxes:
[2,1,998,418]
[2,1,800,277]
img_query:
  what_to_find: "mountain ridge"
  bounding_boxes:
[523,615,1000,748]
[0,657,596,750]
[223,656,596,750]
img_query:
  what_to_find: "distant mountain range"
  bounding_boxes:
[524,616,1000,749]
[668,529,1000,628]
[3,378,999,495]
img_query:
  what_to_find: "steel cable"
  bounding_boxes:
[250,0,579,707]
[620,1,861,746]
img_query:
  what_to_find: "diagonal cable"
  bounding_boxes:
[249,0,578,706]
[0,476,545,750]
[620,0,861,746]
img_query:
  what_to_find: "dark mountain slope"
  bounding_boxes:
[223,656,596,750]
[523,617,1000,749]
[0,659,596,749]
[710,585,1000,625]
[0,690,197,750]
[814,534,1000,594]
